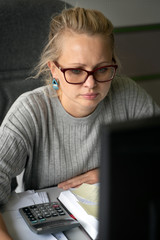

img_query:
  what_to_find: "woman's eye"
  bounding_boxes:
[97,67,108,73]
[71,69,82,74]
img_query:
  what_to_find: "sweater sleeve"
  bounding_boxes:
[0,87,51,205]
[0,92,38,205]
[0,127,27,205]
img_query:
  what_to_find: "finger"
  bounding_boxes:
[58,174,88,189]
[58,178,84,189]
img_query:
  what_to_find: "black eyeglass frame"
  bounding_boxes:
[54,62,118,84]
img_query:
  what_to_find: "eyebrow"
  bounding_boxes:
[68,61,111,68]
[70,63,87,68]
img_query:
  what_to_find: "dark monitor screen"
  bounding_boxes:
[98,116,160,240]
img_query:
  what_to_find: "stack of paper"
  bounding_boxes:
[58,183,99,240]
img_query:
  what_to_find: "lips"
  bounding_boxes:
[81,93,99,100]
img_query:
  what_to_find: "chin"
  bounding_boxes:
[81,101,99,111]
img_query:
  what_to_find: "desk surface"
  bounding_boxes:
[1,187,91,240]
[38,187,91,240]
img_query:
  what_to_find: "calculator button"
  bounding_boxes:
[57,209,63,213]
[23,208,31,213]
[29,217,37,221]
[39,218,46,222]
[53,204,59,208]
[31,220,38,223]
[45,214,51,218]
[38,215,43,219]
[35,210,40,214]
[52,213,58,217]
[26,212,32,215]
[55,206,60,209]
[59,212,65,216]
[30,205,37,209]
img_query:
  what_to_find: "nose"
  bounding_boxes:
[83,74,96,89]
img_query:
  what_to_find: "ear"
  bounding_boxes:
[48,61,55,77]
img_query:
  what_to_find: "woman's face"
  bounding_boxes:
[49,32,114,118]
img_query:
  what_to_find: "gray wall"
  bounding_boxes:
[64,0,160,105]
[65,0,160,27]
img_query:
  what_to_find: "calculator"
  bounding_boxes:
[19,201,80,234]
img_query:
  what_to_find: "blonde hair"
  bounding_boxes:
[35,7,118,85]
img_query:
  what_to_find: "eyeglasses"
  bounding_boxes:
[54,62,118,84]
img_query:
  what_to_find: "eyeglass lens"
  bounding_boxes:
[64,66,116,84]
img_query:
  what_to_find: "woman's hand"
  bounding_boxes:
[58,168,99,190]
[0,213,13,240]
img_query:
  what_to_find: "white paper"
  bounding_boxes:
[70,183,99,218]
[3,190,48,211]
[59,188,98,240]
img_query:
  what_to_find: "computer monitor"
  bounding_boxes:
[98,116,160,240]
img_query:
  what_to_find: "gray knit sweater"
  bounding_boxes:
[0,76,159,205]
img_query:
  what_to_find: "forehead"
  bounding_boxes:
[58,31,113,65]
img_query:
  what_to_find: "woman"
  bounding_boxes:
[0,7,159,239]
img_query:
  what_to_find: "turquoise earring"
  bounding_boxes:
[52,78,59,90]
